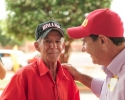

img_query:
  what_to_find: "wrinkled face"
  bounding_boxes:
[35,30,65,63]
[82,36,105,65]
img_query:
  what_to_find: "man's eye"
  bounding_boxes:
[56,40,61,42]
[45,40,50,42]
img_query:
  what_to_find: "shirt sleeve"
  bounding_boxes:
[0,73,26,100]
[91,78,104,97]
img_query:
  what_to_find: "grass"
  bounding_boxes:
[0,79,9,90]
[75,81,90,91]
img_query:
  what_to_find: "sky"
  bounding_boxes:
[111,0,125,36]
[0,0,6,19]
[111,0,125,30]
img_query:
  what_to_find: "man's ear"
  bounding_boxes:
[98,35,108,45]
[34,42,40,52]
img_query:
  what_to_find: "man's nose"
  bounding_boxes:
[50,42,57,48]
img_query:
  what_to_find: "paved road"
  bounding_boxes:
[80,92,99,100]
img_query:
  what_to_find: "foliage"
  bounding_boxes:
[4,0,112,40]
[3,0,112,62]
[0,20,23,46]
[0,33,23,46]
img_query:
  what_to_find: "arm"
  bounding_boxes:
[61,63,92,89]
[62,63,104,97]
[0,59,6,80]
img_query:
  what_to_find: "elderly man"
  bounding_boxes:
[0,20,80,100]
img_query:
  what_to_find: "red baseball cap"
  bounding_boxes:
[67,8,124,39]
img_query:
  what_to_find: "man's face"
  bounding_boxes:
[36,30,65,63]
[82,36,104,65]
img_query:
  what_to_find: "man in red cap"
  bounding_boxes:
[62,8,125,100]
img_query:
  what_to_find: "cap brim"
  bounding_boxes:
[67,26,89,39]
[40,28,64,39]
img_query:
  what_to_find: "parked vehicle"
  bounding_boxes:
[26,51,40,64]
[0,49,28,72]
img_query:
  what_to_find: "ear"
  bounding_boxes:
[34,41,40,52]
[98,35,108,45]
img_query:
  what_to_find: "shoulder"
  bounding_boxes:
[62,67,74,80]
[14,61,38,78]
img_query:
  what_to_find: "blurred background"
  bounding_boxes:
[0,0,125,99]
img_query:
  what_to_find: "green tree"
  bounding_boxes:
[0,20,23,46]
[3,0,112,62]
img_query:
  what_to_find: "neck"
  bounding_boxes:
[44,61,57,81]
[104,42,125,66]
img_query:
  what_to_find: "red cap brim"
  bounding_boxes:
[67,26,89,39]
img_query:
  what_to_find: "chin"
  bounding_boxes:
[92,60,101,65]
[48,58,58,62]
[92,59,97,64]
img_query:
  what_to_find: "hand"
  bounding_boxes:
[62,63,93,88]
[61,63,81,81]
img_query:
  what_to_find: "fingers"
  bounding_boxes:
[61,63,71,66]
[61,63,73,71]
[61,63,72,67]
